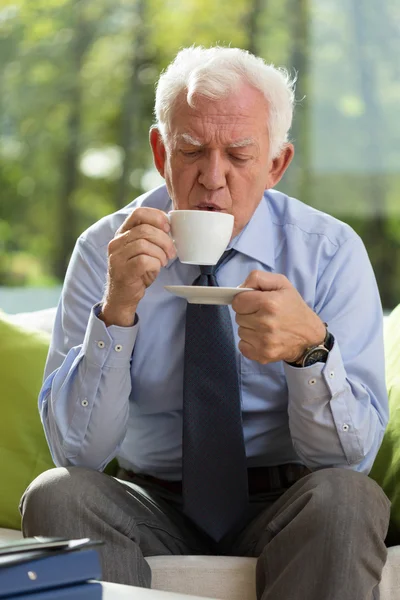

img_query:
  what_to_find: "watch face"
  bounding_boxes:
[303,347,329,367]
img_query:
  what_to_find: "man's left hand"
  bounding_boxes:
[232,270,327,365]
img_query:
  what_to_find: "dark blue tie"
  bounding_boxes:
[182,250,248,541]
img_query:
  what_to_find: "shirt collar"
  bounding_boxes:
[229,195,275,269]
[165,193,275,270]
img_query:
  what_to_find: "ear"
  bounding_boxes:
[149,126,167,178]
[265,143,295,189]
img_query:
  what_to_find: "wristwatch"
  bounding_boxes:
[288,324,334,368]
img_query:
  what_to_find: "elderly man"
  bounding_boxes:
[20,46,389,600]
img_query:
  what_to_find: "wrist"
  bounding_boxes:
[98,301,137,328]
[292,319,327,361]
[309,318,328,348]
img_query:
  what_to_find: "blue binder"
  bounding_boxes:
[2,581,102,599]
[0,540,102,599]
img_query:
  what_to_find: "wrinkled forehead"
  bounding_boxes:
[167,87,269,143]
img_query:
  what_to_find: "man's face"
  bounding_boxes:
[151,84,293,238]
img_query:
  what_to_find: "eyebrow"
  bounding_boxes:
[229,137,256,148]
[178,133,256,148]
[180,133,202,146]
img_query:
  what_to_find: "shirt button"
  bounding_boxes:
[329,371,335,378]
[115,344,123,352]
[81,399,89,407]
[342,423,349,432]
[97,341,105,349]
[308,378,317,386]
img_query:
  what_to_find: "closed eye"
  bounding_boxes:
[180,150,201,158]
[230,155,250,163]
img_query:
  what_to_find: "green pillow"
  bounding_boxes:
[0,313,55,530]
[370,305,400,538]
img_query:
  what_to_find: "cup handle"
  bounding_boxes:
[165,212,177,257]
[166,212,173,238]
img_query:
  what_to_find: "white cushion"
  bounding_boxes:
[381,546,400,599]
[148,551,400,600]
[102,581,215,599]
[0,527,23,543]
[4,306,57,335]
[148,555,256,600]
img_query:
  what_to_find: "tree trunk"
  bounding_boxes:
[114,0,147,210]
[246,0,263,56]
[53,0,91,280]
[286,0,311,202]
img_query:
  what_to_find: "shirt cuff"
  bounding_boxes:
[284,340,362,464]
[82,303,138,368]
[283,339,346,401]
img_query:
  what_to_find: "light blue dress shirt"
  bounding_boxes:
[39,185,388,479]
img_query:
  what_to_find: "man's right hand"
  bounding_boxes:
[99,207,176,327]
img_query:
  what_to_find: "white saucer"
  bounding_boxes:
[164,285,254,305]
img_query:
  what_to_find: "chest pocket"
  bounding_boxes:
[239,354,288,413]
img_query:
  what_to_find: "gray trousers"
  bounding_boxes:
[20,466,389,600]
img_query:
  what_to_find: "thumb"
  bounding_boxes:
[239,270,288,291]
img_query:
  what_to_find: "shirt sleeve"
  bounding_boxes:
[39,235,138,470]
[283,234,388,474]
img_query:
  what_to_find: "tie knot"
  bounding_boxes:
[200,265,216,276]
[194,249,235,287]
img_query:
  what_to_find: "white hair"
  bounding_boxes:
[154,45,296,158]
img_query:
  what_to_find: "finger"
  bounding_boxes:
[239,270,288,292]
[126,254,164,278]
[232,290,263,315]
[117,207,170,235]
[233,289,282,316]
[235,313,261,330]
[112,224,176,260]
[123,239,170,267]
[237,325,258,345]
[128,224,176,258]
[238,339,262,363]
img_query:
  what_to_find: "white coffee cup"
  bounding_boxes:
[167,210,234,265]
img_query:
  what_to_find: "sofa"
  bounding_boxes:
[1,306,400,599]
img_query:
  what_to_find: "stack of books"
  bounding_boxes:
[0,537,103,599]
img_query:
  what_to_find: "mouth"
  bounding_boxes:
[195,204,223,212]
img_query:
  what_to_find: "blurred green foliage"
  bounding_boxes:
[0,0,399,308]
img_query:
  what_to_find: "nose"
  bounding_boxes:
[197,150,227,190]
